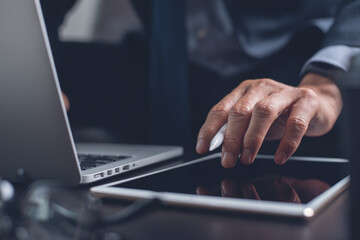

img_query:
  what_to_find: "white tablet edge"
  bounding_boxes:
[91,153,349,218]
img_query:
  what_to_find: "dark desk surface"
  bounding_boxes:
[102,191,350,240]
[8,157,351,240]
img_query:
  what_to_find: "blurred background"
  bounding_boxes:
[59,0,142,43]
[44,0,346,157]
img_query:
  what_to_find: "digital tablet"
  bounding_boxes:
[91,154,349,218]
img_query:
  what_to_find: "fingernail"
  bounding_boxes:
[221,181,235,196]
[221,152,237,168]
[275,152,288,165]
[240,148,253,164]
[196,139,207,153]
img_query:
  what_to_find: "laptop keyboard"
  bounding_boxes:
[77,154,131,171]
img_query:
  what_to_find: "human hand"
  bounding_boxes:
[196,73,342,167]
[62,92,70,111]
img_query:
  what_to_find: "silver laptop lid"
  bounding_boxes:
[0,0,81,184]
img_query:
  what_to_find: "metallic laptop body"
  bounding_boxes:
[0,0,182,185]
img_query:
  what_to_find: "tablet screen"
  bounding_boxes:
[113,156,349,204]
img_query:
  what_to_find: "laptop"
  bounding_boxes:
[0,0,183,185]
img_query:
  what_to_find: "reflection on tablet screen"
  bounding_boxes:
[115,156,349,204]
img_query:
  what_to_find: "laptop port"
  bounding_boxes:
[123,165,130,171]
[107,170,112,175]
[94,172,104,179]
[115,168,120,173]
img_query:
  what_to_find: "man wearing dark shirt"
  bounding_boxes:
[41,0,360,164]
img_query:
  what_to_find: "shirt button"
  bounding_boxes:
[196,28,207,40]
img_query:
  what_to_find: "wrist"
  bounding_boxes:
[299,73,341,97]
[299,73,343,122]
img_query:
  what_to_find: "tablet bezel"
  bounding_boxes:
[91,153,349,218]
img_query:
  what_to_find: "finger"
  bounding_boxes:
[274,178,301,203]
[196,185,222,196]
[239,91,297,165]
[274,96,317,165]
[239,182,261,200]
[221,88,271,168]
[221,179,241,198]
[291,179,330,203]
[264,108,290,140]
[196,85,247,154]
[196,186,211,196]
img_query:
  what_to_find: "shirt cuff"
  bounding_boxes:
[301,45,360,81]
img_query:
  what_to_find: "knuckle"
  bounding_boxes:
[198,126,215,139]
[254,101,276,118]
[224,137,242,148]
[235,80,253,92]
[287,117,308,133]
[285,139,300,151]
[208,104,229,118]
[299,88,317,99]
[256,78,275,86]
[244,135,262,148]
[230,104,253,118]
[241,79,253,87]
